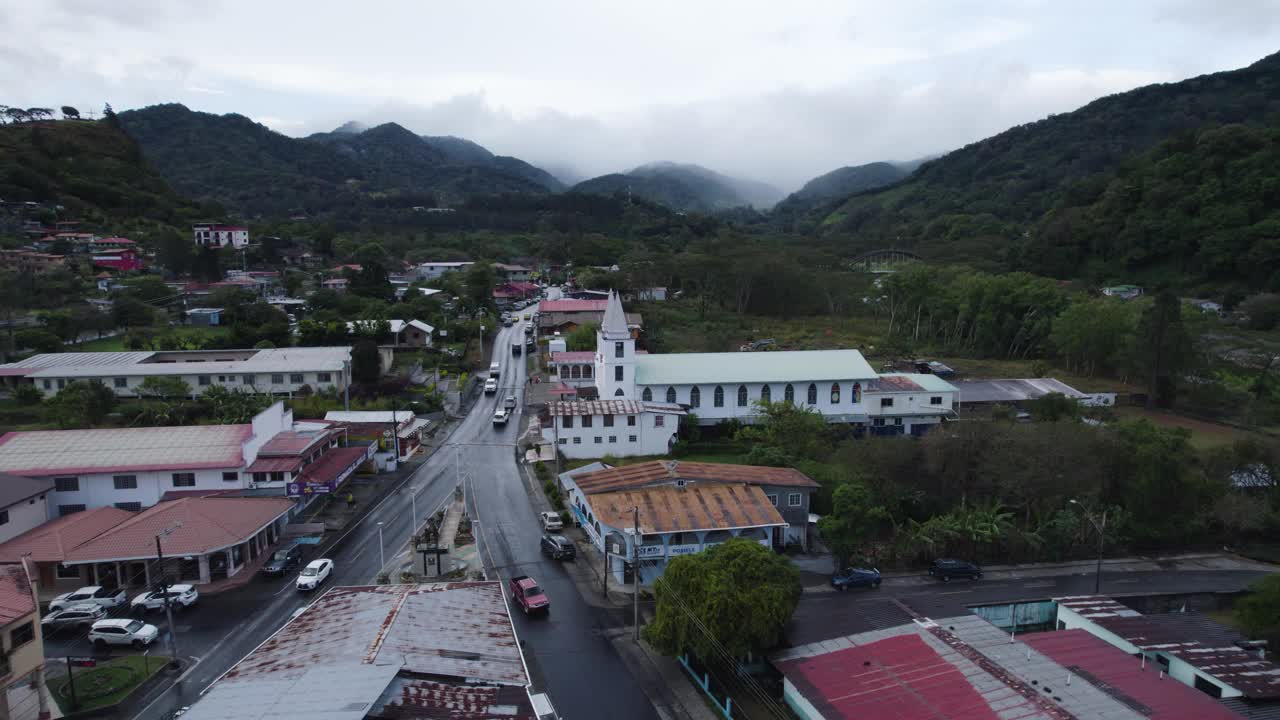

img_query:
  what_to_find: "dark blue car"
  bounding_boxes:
[830,567,882,591]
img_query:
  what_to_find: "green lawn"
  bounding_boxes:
[77,325,232,352]
[1111,405,1268,449]
[51,654,170,713]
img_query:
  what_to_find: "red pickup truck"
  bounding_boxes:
[509,575,550,615]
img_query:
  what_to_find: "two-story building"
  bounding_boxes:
[193,223,249,249]
[0,563,46,720]
[0,475,53,544]
[544,400,685,459]
[416,261,473,281]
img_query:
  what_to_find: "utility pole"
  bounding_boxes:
[633,507,640,641]
[343,359,351,411]
[1070,499,1107,594]
[479,324,486,362]
[602,540,609,599]
[154,523,183,667]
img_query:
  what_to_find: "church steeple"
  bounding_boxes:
[595,291,636,398]
[600,291,629,340]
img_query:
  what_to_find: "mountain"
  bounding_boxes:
[0,116,197,222]
[423,135,493,164]
[117,105,562,215]
[813,52,1280,271]
[572,161,783,212]
[792,162,911,201]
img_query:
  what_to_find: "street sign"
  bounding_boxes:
[69,657,97,668]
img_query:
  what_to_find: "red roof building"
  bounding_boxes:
[539,299,609,313]
[0,506,135,596]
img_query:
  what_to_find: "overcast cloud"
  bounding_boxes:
[2,0,1279,190]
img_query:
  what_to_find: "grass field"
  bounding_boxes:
[51,654,169,713]
[1112,405,1266,449]
[76,325,232,352]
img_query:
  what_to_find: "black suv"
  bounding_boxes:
[928,558,982,582]
[262,542,304,576]
[540,534,575,561]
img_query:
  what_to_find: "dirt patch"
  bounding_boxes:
[1112,406,1262,448]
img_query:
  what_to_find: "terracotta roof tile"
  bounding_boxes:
[0,506,134,563]
[0,565,34,625]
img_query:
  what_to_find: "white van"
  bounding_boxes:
[528,693,558,720]
[489,361,501,378]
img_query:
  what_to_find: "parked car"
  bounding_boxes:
[539,511,563,531]
[830,567,882,591]
[492,408,510,426]
[89,618,159,648]
[540,534,575,561]
[48,585,127,612]
[296,559,334,591]
[928,558,982,582]
[131,584,199,612]
[503,395,517,410]
[502,318,513,327]
[508,575,549,615]
[41,604,106,631]
[261,542,304,575]
[484,378,498,394]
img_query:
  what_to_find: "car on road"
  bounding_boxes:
[132,584,199,612]
[492,408,510,426]
[540,534,575,560]
[484,378,498,394]
[509,575,549,615]
[539,511,563,531]
[830,567,882,591]
[261,542,304,575]
[502,318,513,327]
[511,341,522,356]
[489,362,500,377]
[41,604,106,631]
[503,394,517,410]
[296,559,334,591]
[928,558,982,582]
[89,618,159,648]
[49,585,127,612]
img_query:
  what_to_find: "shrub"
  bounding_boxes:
[13,384,43,406]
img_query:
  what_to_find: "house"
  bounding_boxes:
[547,351,596,388]
[416,260,473,281]
[544,399,685,459]
[193,223,249,249]
[324,411,432,461]
[0,563,49,720]
[185,307,223,326]
[1102,284,1144,299]
[628,287,668,302]
[0,249,66,274]
[244,421,376,498]
[321,277,348,292]
[0,475,54,544]
[566,460,819,551]
[345,319,435,348]
[558,460,796,586]
[494,262,533,283]
[493,282,540,305]
[0,507,134,595]
[58,495,295,588]
[0,346,353,398]
[178,583,537,720]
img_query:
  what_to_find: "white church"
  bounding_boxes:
[544,292,960,459]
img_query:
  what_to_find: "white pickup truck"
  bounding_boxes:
[492,407,511,426]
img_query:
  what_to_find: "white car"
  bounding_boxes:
[41,604,106,631]
[132,585,199,612]
[89,618,159,648]
[484,378,498,394]
[489,362,501,377]
[48,585,127,612]
[296,559,333,591]
[492,408,510,426]
[540,511,564,531]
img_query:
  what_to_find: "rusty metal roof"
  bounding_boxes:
[572,460,818,493]
[182,583,532,720]
[547,399,685,416]
[588,483,786,534]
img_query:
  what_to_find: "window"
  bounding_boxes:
[627,415,636,426]
[253,472,267,484]
[198,375,211,386]
[767,494,778,506]
[788,493,803,507]
[318,372,332,383]
[41,379,51,390]
[54,477,79,492]
[853,382,861,404]
[0,510,7,526]
[714,385,724,407]
[582,415,593,428]
[10,621,34,649]
[880,398,894,408]
[56,564,80,579]
[604,415,614,427]
[614,341,625,359]
[573,437,581,444]
[807,383,817,404]
[222,472,239,482]
[614,366,623,382]
[290,373,304,384]
[614,388,624,396]
[872,418,885,427]
[558,438,567,445]
[114,502,142,511]
[690,386,701,408]
[737,385,748,407]
[570,366,581,379]
[594,437,602,444]
[270,472,285,482]
[58,504,86,516]
[654,415,665,428]
[642,388,653,401]
[784,384,794,403]
[628,435,637,442]
[608,436,617,443]
[665,386,676,403]
[113,377,128,388]
[272,374,284,384]
[57,379,66,389]
[760,384,771,402]
[930,396,943,405]
[172,473,196,487]
[563,416,573,429]
[112,475,137,490]
[830,383,841,404]
[893,417,903,426]
[243,374,255,385]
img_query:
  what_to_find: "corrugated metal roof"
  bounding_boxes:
[548,399,644,416]
[572,460,817,493]
[634,349,876,386]
[1222,698,1280,720]
[244,456,302,474]
[325,411,418,425]
[0,473,54,509]
[952,378,1088,403]
[587,483,786,534]
[871,372,958,393]
[0,424,252,475]
[258,429,333,456]
[549,351,595,363]
[0,347,352,379]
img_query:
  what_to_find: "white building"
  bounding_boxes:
[0,475,53,544]
[0,346,353,398]
[548,292,958,457]
[193,223,249,249]
[416,261,473,281]
[545,400,684,459]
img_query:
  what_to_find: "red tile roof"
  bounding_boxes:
[0,506,133,563]
[573,460,818,493]
[65,497,295,563]
[539,299,608,313]
[244,456,302,474]
[257,430,332,457]
[1022,630,1243,719]
[0,565,35,626]
[550,351,595,363]
[298,446,369,485]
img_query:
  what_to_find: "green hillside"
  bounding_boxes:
[772,161,911,224]
[573,161,782,212]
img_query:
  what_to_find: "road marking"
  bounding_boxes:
[1022,581,1054,588]
[1113,578,1140,584]
[937,590,974,595]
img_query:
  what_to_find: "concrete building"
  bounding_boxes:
[0,346,353,398]
[0,563,48,720]
[544,399,684,460]
[193,223,249,249]
[0,507,134,597]
[0,475,53,545]
[416,260,473,281]
[345,319,435,348]
[179,583,537,720]
[494,262,533,282]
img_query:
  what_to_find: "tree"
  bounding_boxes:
[156,229,192,276]
[735,401,831,463]
[1236,575,1280,649]
[1240,294,1280,331]
[60,106,80,120]
[644,538,800,659]
[464,261,496,309]
[47,380,117,429]
[818,481,890,569]
[1028,393,1080,422]
[112,297,155,329]
[25,107,54,122]
[352,338,382,384]
[565,323,598,352]
[14,328,62,354]
[1136,291,1190,408]
[136,376,193,399]
[200,386,272,423]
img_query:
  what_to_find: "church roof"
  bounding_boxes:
[600,291,630,340]
[634,349,876,386]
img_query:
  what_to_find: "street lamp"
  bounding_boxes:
[1069,499,1108,594]
[154,522,184,667]
[376,521,385,571]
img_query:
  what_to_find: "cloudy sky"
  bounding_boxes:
[2,0,1279,190]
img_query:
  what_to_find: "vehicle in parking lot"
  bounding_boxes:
[484,378,498,394]
[492,408,510,426]
[132,584,199,612]
[41,604,106,631]
[540,534,575,560]
[89,618,159,648]
[928,558,982,582]
[539,511,563,531]
[830,567,882,591]
[261,542,304,575]
[48,585,127,612]
[296,559,334,591]
[509,575,549,614]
